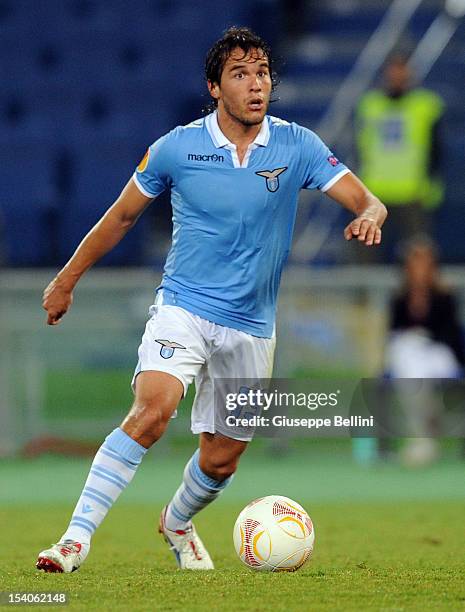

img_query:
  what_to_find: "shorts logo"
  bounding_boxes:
[137,148,150,172]
[255,167,288,192]
[155,339,186,359]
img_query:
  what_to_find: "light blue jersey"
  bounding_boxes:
[133,112,350,337]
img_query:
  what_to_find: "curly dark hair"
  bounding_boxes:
[203,26,278,113]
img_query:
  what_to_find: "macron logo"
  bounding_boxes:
[188,153,224,163]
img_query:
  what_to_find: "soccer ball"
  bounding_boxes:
[233,495,315,572]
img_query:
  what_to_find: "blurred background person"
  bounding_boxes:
[384,236,465,466]
[355,54,445,263]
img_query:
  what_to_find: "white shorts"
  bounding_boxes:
[132,304,276,441]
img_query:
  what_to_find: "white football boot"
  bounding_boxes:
[158,506,214,570]
[36,540,88,573]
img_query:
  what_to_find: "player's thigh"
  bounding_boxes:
[132,304,207,399]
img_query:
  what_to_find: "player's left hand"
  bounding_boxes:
[344,216,381,246]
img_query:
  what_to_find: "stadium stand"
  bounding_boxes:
[0,0,463,266]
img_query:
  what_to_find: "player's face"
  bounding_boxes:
[213,47,272,126]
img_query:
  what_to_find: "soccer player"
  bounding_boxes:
[37,27,387,573]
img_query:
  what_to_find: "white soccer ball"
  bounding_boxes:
[233,495,315,572]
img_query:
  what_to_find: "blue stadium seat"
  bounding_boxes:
[58,135,150,266]
[6,78,177,147]
[0,0,36,39]
[60,81,179,146]
[313,4,384,36]
[271,102,326,128]
[407,7,440,36]
[0,138,58,265]
[28,0,125,36]
[4,82,84,140]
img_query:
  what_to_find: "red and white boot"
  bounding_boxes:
[158,507,214,570]
[36,540,88,573]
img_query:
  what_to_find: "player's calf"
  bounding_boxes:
[198,431,248,481]
[34,372,183,574]
[34,427,148,573]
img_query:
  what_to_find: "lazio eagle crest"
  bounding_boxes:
[155,339,186,359]
[255,167,288,192]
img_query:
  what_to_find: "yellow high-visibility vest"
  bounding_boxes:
[356,88,444,208]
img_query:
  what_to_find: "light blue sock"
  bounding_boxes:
[164,449,233,532]
[61,428,147,545]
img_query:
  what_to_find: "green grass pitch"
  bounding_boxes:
[1,501,465,611]
[1,446,465,611]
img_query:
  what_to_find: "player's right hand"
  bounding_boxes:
[42,276,74,325]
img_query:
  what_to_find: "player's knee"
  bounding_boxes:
[141,399,170,435]
[122,394,175,446]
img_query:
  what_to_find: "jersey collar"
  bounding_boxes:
[206,111,270,149]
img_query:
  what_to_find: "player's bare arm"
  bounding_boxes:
[326,172,387,246]
[43,178,153,325]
